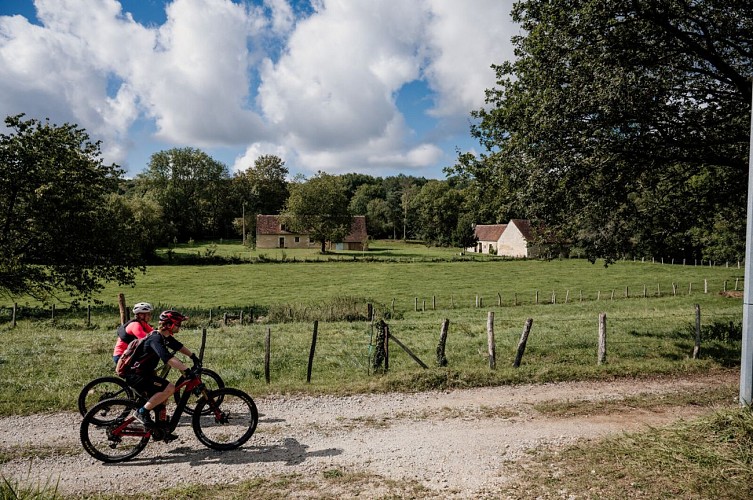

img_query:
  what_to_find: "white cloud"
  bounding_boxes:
[423,0,517,118]
[232,141,291,174]
[0,0,518,176]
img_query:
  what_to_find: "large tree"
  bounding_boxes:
[138,148,231,242]
[281,172,351,253]
[0,115,142,303]
[231,154,289,243]
[453,0,752,263]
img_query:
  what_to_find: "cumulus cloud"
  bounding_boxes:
[0,0,517,176]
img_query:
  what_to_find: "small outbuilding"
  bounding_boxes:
[256,215,368,251]
[467,219,539,258]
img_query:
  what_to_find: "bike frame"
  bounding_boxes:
[112,374,213,439]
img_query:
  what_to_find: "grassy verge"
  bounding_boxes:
[498,407,753,499]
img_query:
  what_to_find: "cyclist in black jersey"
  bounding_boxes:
[122,310,200,434]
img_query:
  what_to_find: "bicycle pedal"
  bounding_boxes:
[163,432,179,443]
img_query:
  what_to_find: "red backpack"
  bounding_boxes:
[115,334,150,377]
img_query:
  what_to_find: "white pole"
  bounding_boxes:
[740,79,753,407]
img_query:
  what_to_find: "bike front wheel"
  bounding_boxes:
[192,388,258,451]
[80,398,150,463]
[77,376,134,417]
[179,367,225,416]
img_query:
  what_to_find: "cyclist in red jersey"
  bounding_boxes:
[112,302,154,363]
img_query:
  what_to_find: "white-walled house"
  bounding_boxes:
[467,219,539,258]
[470,224,507,254]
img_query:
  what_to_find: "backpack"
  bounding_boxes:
[116,319,139,344]
[115,334,150,377]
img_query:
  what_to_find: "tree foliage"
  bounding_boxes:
[231,154,289,242]
[282,172,351,253]
[411,180,472,247]
[453,0,753,263]
[0,114,142,302]
[138,148,231,242]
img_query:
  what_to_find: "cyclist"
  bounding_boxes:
[123,310,201,434]
[113,302,154,363]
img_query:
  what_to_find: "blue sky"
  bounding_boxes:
[0,0,518,179]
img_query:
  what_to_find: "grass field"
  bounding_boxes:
[0,253,743,416]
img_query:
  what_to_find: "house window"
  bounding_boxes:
[295,236,300,243]
[278,237,285,248]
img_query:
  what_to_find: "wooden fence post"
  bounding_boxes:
[513,318,534,368]
[497,292,502,307]
[306,321,318,383]
[118,293,127,324]
[87,305,91,327]
[12,303,17,328]
[693,304,701,359]
[598,313,607,365]
[704,279,708,294]
[384,323,390,372]
[415,297,418,312]
[265,327,271,383]
[194,328,205,363]
[487,311,496,370]
[436,319,450,367]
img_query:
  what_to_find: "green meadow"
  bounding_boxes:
[0,244,743,416]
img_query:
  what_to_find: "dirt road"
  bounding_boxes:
[0,370,738,498]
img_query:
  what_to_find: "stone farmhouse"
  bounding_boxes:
[467,219,539,258]
[256,215,368,251]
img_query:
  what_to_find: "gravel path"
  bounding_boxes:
[0,371,737,498]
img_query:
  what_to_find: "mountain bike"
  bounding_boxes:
[78,329,223,416]
[77,365,224,417]
[80,369,258,463]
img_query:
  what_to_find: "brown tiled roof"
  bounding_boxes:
[474,224,507,242]
[256,215,290,235]
[509,219,533,240]
[256,214,368,242]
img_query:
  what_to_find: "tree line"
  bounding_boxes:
[124,146,476,251]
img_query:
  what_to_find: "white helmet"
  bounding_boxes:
[132,302,154,315]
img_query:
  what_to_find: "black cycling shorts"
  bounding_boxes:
[124,374,170,398]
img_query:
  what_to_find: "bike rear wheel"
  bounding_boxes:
[80,398,150,463]
[78,376,134,417]
[178,367,225,416]
[192,388,258,451]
